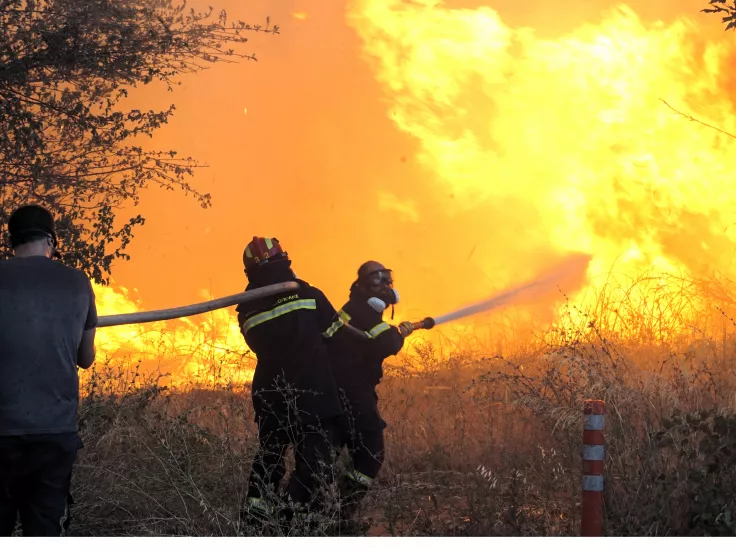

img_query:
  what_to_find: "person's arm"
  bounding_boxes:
[314,288,371,341]
[77,329,96,369]
[341,323,371,340]
[370,323,405,358]
[77,278,98,369]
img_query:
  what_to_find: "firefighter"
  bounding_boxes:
[326,261,414,527]
[235,236,349,529]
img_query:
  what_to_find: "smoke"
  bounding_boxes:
[433,253,591,325]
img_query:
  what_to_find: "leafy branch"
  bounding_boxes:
[0,0,278,283]
[703,0,736,31]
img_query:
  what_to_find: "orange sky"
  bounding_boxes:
[108,0,733,330]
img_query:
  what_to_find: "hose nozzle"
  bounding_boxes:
[411,317,435,331]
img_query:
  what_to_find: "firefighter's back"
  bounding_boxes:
[237,279,343,424]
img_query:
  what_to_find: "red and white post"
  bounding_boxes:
[581,399,605,536]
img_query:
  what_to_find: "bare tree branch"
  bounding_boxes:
[659,98,736,141]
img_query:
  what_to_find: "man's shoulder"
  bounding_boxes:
[235,287,293,318]
[264,279,321,302]
[236,281,317,319]
[295,280,325,299]
[1,257,88,282]
[56,261,87,276]
[52,262,92,288]
[342,297,382,327]
[344,297,373,316]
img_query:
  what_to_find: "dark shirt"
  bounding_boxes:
[0,256,97,436]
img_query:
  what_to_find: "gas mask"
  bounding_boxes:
[362,269,400,316]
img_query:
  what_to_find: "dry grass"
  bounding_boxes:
[67,273,736,536]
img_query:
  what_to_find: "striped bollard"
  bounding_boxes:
[581,399,605,536]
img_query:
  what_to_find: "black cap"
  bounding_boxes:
[8,205,58,247]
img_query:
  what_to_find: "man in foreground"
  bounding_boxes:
[326,261,414,529]
[236,236,348,530]
[0,205,98,536]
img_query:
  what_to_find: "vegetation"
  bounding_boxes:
[704,0,736,31]
[3,0,736,537]
[0,0,277,282]
[60,275,736,536]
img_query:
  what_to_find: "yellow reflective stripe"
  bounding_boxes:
[338,309,351,322]
[247,496,272,513]
[241,299,316,334]
[265,238,274,250]
[323,317,345,338]
[245,246,253,258]
[347,469,373,487]
[368,322,390,338]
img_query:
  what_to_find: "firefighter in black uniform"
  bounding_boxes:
[326,261,414,525]
[236,236,349,528]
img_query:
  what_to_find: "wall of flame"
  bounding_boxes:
[91,0,736,384]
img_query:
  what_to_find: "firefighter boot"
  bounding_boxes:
[279,492,332,535]
[337,472,370,534]
[239,496,277,535]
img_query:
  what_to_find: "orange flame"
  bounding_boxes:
[346,0,736,333]
[94,1,736,383]
[91,281,255,387]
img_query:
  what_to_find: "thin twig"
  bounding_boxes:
[660,98,736,140]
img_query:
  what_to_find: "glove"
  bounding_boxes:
[398,321,414,337]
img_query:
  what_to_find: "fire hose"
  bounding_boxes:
[96,282,382,340]
[97,253,588,332]
[96,282,299,328]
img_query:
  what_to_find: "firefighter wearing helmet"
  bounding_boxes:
[325,260,415,530]
[235,236,346,530]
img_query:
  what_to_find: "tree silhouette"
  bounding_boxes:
[0,0,278,283]
[703,0,736,30]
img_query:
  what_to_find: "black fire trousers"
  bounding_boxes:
[247,414,340,509]
[0,433,80,537]
[342,427,384,485]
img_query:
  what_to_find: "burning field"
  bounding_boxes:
[50,0,736,537]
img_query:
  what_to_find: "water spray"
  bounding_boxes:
[406,253,591,332]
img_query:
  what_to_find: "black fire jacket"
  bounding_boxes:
[236,276,345,425]
[326,293,405,431]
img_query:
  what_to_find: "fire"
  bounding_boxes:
[345,0,736,339]
[91,0,736,385]
[89,281,255,388]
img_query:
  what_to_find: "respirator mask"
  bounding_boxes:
[362,269,400,317]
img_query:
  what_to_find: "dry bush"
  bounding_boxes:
[66,273,736,536]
